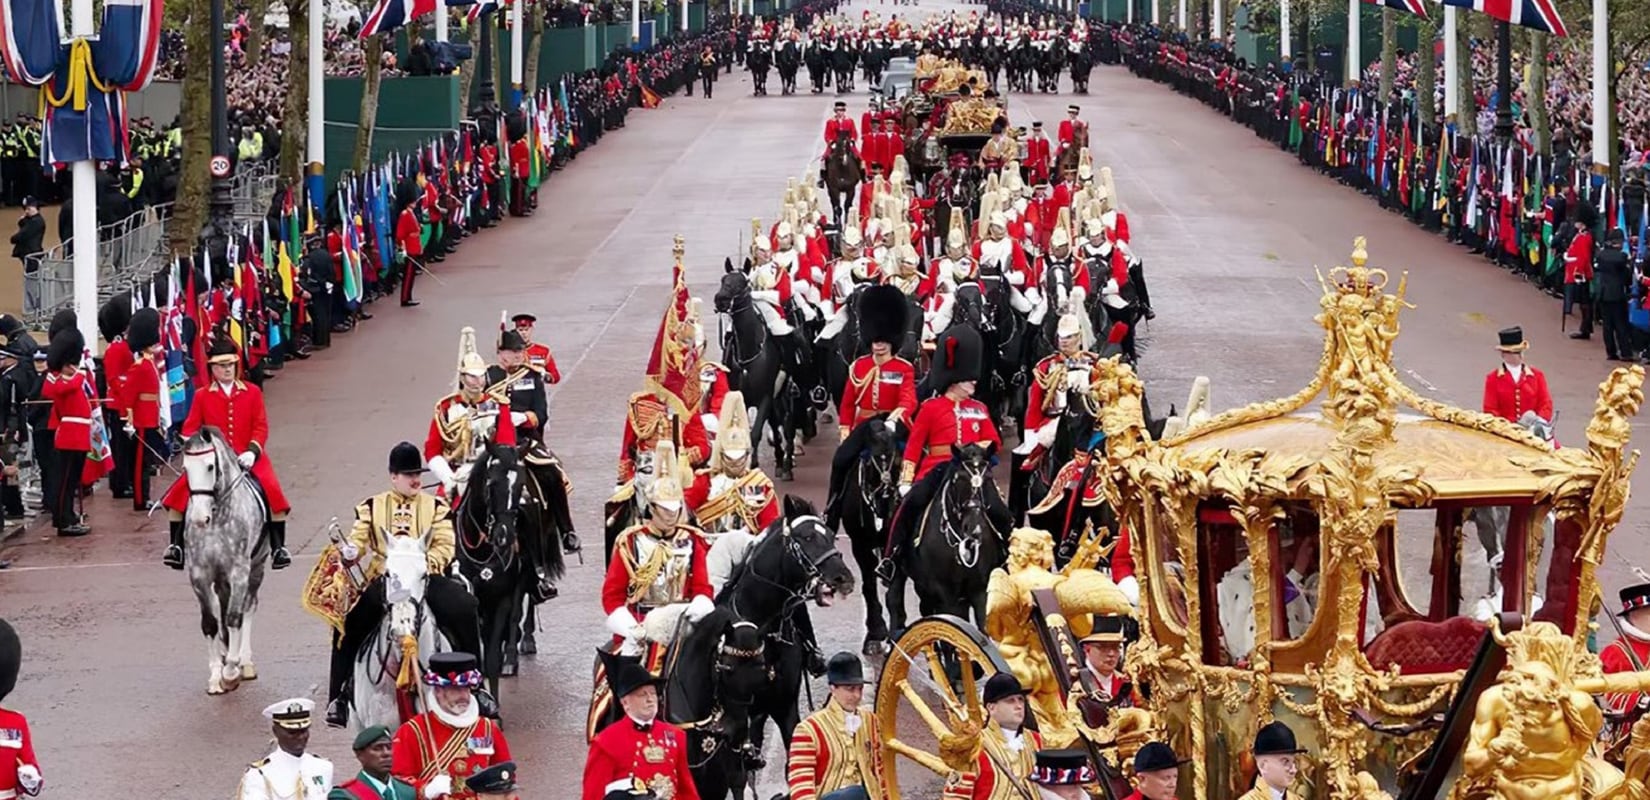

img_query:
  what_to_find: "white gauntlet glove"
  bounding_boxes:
[899,483,912,497]
[339,543,361,562]
[237,450,256,469]
[16,764,40,795]
[424,774,453,799]
[428,456,456,492]
[685,595,715,623]
[509,411,528,428]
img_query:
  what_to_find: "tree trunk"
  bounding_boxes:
[168,0,213,256]
[1415,15,1438,127]
[459,36,479,114]
[1454,9,1475,137]
[277,0,310,189]
[1526,29,1549,154]
[245,0,272,64]
[1378,8,1396,100]
[353,34,384,172]
[524,0,546,97]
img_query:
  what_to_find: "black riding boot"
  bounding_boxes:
[268,519,291,570]
[326,637,352,728]
[163,518,185,570]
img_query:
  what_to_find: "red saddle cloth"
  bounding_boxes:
[1365,616,1488,675]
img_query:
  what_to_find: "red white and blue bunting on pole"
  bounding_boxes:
[1437,0,1568,37]
[0,0,163,166]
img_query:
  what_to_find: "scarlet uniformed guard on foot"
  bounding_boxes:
[162,340,292,568]
[583,654,700,800]
[329,725,415,800]
[787,653,890,800]
[941,672,1042,800]
[240,698,334,800]
[123,308,165,511]
[0,619,42,800]
[392,652,512,800]
[824,285,916,532]
[41,327,91,537]
[313,442,482,729]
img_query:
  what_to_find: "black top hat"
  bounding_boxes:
[498,329,527,352]
[206,339,240,366]
[1067,104,1080,114]
[857,284,909,349]
[1031,749,1094,786]
[464,761,518,794]
[1496,326,1529,353]
[1253,720,1308,755]
[0,618,18,705]
[126,307,162,353]
[930,325,983,389]
[982,671,1029,704]
[1620,583,1650,617]
[46,329,82,372]
[510,312,537,325]
[825,652,868,686]
[97,295,132,342]
[1081,614,1130,644]
[833,100,847,109]
[598,649,666,698]
[389,442,427,474]
[1133,741,1187,774]
[1032,120,1043,128]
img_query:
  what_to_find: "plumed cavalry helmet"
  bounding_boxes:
[649,440,686,512]
[126,307,162,353]
[98,294,132,342]
[1049,206,1073,250]
[46,327,83,372]
[453,326,487,386]
[1056,313,1083,340]
[713,390,752,464]
[858,284,909,350]
[0,618,18,704]
[946,207,968,251]
[930,325,983,390]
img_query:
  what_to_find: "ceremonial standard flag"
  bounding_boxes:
[360,0,438,37]
[1438,0,1566,37]
[1363,0,1427,18]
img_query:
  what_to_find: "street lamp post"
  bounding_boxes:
[473,8,500,134]
[203,0,234,258]
[1493,20,1512,143]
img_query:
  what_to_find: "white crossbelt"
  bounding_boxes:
[59,416,91,425]
[0,788,18,799]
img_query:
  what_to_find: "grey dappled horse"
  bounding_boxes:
[180,427,270,695]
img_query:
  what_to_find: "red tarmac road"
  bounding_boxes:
[3,19,1647,796]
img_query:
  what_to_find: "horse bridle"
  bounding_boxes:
[855,435,899,520]
[717,287,768,370]
[729,516,837,639]
[458,451,521,576]
[940,455,998,569]
[184,441,251,498]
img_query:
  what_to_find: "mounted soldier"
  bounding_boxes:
[424,327,517,500]
[824,285,916,532]
[685,392,779,541]
[508,312,562,384]
[161,340,292,570]
[313,442,483,729]
[748,234,812,372]
[818,225,879,342]
[1011,312,1097,523]
[486,329,549,445]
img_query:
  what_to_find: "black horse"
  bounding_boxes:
[823,134,863,230]
[831,41,857,93]
[715,267,798,480]
[887,443,1010,632]
[510,441,574,663]
[805,40,829,93]
[837,416,902,656]
[776,39,801,95]
[727,497,858,764]
[454,443,524,699]
[661,609,769,800]
[748,43,772,96]
[1039,40,1067,93]
[1069,40,1095,94]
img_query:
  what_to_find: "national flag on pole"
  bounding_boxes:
[360,0,438,37]
[1363,0,1427,18]
[1437,0,1567,37]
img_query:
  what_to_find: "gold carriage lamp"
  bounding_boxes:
[1105,237,1648,799]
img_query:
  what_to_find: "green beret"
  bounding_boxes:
[353,725,393,751]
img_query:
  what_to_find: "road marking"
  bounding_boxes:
[1405,369,1438,392]
[547,285,641,401]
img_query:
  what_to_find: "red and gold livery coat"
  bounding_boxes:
[163,379,290,514]
[787,701,890,800]
[582,719,701,800]
[1481,364,1553,425]
[391,713,512,800]
[941,728,1043,800]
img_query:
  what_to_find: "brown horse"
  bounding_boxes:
[824,134,864,230]
[1056,122,1090,176]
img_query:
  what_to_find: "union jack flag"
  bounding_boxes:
[359,0,437,38]
[1363,0,1427,19]
[1438,0,1568,37]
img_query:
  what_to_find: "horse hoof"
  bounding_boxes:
[240,663,258,681]
[862,639,888,657]
[222,663,242,683]
[778,467,794,482]
[207,678,226,695]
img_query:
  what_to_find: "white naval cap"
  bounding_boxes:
[263,697,315,730]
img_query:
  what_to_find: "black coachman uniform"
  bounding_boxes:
[485,364,549,444]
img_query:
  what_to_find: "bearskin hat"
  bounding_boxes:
[857,284,909,349]
[47,309,76,343]
[0,314,23,338]
[97,294,132,342]
[46,328,83,372]
[930,324,983,389]
[0,618,17,704]
[127,307,162,353]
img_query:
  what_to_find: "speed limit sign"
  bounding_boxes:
[209,155,232,178]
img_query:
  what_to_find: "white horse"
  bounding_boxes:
[351,534,449,732]
[181,427,269,695]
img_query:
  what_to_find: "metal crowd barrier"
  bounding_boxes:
[25,161,282,326]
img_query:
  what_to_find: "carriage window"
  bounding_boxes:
[1144,506,1190,631]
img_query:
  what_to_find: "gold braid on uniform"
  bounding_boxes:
[623,532,673,606]
[435,388,510,458]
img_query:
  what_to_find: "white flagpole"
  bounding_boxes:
[1593,0,1610,174]
[1443,5,1458,120]
[1346,0,1360,86]
[1280,0,1291,60]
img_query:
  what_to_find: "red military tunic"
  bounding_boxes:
[699,364,730,421]
[1481,364,1553,424]
[510,139,530,181]
[397,206,423,259]
[423,393,518,462]
[391,713,511,800]
[162,380,291,514]
[1601,633,1650,714]
[524,342,561,383]
[838,354,917,432]
[600,525,715,634]
[617,393,710,484]
[42,370,92,452]
[902,397,1002,483]
[822,117,859,160]
[1024,135,1051,185]
[941,729,1043,800]
[582,719,701,800]
[1056,118,1081,157]
[102,339,133,417]
[685,470,781,532]
[0,708,40,798]
[479,144,500,186]
[125,355,163,430]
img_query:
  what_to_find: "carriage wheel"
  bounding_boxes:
[874,615,1013,800]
